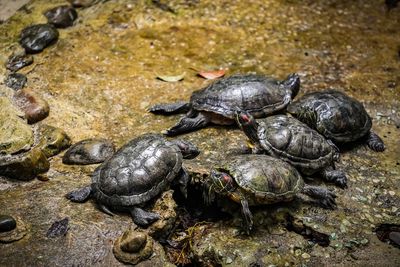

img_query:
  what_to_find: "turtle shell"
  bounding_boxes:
[92,134,182,208]
[287,90,372,143]
[222,154,304,205]
[257,115,336,172]
[190,74,292,119]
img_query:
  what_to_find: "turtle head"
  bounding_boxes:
[209,169,236,194]
[282,73,300,99]
[172,139,200,159]
[235,109,259,145]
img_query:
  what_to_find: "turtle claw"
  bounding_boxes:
[366,131,385,152]
[131,207,160,227]
[302,185,337,210]
[322,169,347,189]
[319,191,337,210]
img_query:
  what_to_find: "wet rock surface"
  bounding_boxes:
[19,24,59,54]
[13,88,50,124]
[0,0,399,266]
[44,5,78,28]
[62,138,114,165]
[4,72,27,90]
[5,53,33,72]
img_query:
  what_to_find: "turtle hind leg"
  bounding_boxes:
[320,167,347,189]
[301,185,337,209]
[172,167,190,198]
[130,207,160,226]
[66,185,92,203]
[164,113,209,136]
[148,101,191,115]
[366,131,385,152]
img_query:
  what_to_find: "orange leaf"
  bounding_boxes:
[197,69,226,80]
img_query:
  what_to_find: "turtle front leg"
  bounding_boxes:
[164,113,209,136]
[148,101,191,115]
[130,207,160,227]
[301,185,337,209]
[320,166,347,188]
[366,131,385,152]
[173,167,190,198]
[66,185,92,202]
[240,198,253,235]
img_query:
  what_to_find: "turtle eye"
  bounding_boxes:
[240,114,250,122]
[222,174,231,183]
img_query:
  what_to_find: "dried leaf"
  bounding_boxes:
[157,73,185,82]
[197,69,225,79]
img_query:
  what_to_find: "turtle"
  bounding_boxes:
[287,90,385,152]
[66,133,200,226]
[208,154,336,234]
[149,73,300,136]
[235,111,347,188]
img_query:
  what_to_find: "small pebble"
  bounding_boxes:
[44,5,78,28]
[0,215,17,232]
[4,73,27,90]
[388,232,400,246]
[68,0,96,8]
[19,24,59,54]
[46,218,69,238]
[301,253,311,259]
[13,88,50,124]
[5,53,33,72]
[120,231,147,253]
[62,138,115,165]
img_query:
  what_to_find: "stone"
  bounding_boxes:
[0,97,34,155]
[37,124,71,158]
[5,53,33,72]
[13,88,50,124]
[388,232,400,246]
[120,231,147,253]
[19,24,59,54]
[0,217,28,243]
[0,147,50,180]
[0,215,17,232]
[4,73,27,90]
[44,5,78,28]
[113,227,154,265]
[62,138,114,165]
[67,0,96,8]
[148,190,178,239]
[46,218,69,238]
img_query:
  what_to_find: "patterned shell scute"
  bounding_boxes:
[258,115,333,161]
[190,75,288,118]
[92,134,181,206]
[288,90,372,142]
[226,155,303,200]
